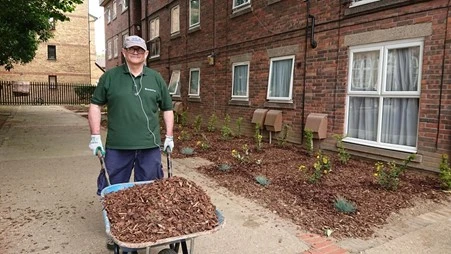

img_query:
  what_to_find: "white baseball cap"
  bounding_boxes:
[123,35,147,50]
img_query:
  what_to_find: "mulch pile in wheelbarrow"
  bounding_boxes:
[103,176,219,243]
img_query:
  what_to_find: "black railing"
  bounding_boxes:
[0,81,96,105]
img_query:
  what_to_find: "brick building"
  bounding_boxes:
[101,0,450,172]
[0,0,103,85]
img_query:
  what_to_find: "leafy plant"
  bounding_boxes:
[180,111,188,127]
[255,175,270,186]
[277,123,291,147]
[374,154,416,191]
[74,86,96,100]
[177,130,191,141]
[304,129,314,155]
[207,114,217,132]
[194,115,202,133]
[235,117,243,137]
[334,196,357,214]
[221,114,233,140]
[180,147,195,155]
[196,140,210,150]
[439,154,451,190]
[333,134,350,164]
[254,124,263,151]
[218,163,232,172]
[308,151,331,184]
[231,144,250,164]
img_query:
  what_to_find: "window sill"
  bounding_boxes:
[344,0,431,17]
[171,32,181,40]
[188,96,201,102]
[263,100,295,109]
[267,0,281,6]
[171,96,182,101]
[188,25,200,34]
[147,56,161,63]
[341,140,421,162]
[229,99,250,106]
[230,5,252,19]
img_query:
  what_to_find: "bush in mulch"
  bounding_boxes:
[102,176,218,243]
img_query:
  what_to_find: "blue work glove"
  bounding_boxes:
[163,135,174,153]
[89,134,105,156]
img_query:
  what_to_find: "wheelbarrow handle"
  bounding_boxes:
[97,151,111,186]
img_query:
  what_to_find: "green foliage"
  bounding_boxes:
[220,114,233,140]
[254,124,263,151]
[231,144,250,164]
[308,151,332,183]
[74,85,96,100]
[0,0,83,70]
[179,111,188,127]
[277,124,291,147]
[196,140,210,150]
[194,115,202,133]
[207,114,217,132]
[255,175,270,186]
[374,154,416,191]
[177,130,191,141]
[235,117,243,137]
[334,196,357,214]
[218,163,232,172]
[304,129,314,155]
[180,147,194,155]
[439,154,451,190]
[333,134,350,164]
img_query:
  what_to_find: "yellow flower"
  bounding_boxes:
[374,173,378,177]
[196,141,201,146]
[322,157,328,164]
[299,165,306,171]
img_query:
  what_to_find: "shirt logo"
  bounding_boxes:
[145,88,156,92]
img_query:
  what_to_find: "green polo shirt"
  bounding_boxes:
[91,65,173,149]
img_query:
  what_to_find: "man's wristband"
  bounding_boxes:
[165,135,173,140]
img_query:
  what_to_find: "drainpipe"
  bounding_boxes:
[301,0,311,143]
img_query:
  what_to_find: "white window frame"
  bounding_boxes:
[344,39,423,153]
[350,0,380,7]
[149,17,160,40]
[231,62,250,100]
[107,40,112,60]
[189,68,200,97]
[168,70,181,97]
[106,7,111,23]
[113,36,119,58]
[233,0,250,10]
[266,55,295,101]
[189,0,200,28]
[121,0,128,13]
[171,5,180,35]
[112,0,117,19]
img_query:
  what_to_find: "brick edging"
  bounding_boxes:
[298,233,348,254]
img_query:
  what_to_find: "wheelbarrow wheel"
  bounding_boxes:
[158,248,178,254]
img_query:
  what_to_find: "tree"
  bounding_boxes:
[0,0,83,70]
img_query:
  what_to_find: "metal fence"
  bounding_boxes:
[0,81,96,105]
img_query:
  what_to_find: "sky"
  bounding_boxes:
[89,0,105,54]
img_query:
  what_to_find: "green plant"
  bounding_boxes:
[254,124,263,151]
[207,114,217,132]
[194,115,202,133]
[235,117,243,137]
[334,196,357,214]
[255,175,270,186]
[374,154,416,191]
[180,111,188,127]
[218,163,232,172]
[308,151,331,184]
[304,129,314,155]
[177,130,191,141]
[196,140,210,150]
[439,154,451,190]
[221,114,233,140]
[333,134,350,164]
[180,147,195,155]
[231,144,250,164]
[277,124,291,147]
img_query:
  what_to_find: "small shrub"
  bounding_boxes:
[277,124,291,147]
[304,129,314,155]
[334,196,357,214]
[333,134,350,164]
[308,151,332,183]
[196,140,210,150]
[194,115,202,133]
[374,154,416,191]
[221,114,233,140]
[235,117,243,137]
[207,114,217,132]
[254,124,263,151]
[180,111,188,127]
[439,154,451,190]
[255,175,270,186]
[231,144,250,164]
[218,164,232,172]
[180,147,195,155]
[177,130,191,141]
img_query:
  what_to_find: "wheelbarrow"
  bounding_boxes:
[97,151,225,254]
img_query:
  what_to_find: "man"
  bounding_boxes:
[88,35,174,196]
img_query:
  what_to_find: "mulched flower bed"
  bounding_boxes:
[102,177,218,243]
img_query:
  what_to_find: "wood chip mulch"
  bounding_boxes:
[102,176,219,243]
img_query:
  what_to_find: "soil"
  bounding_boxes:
[66,105,450,240]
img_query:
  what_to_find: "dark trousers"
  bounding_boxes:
[97,147,163,195]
